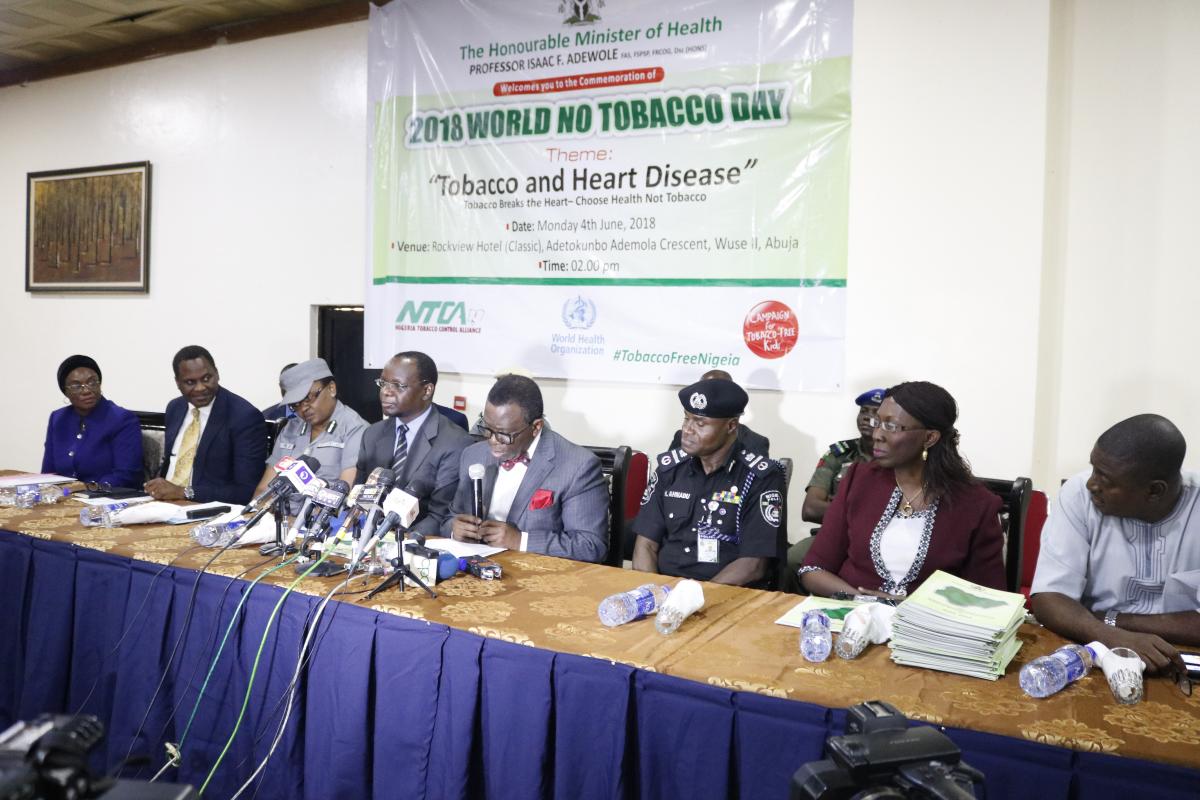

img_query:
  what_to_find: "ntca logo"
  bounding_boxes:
[395,300,485,326]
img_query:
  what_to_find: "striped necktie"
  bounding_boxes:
[392,422,409,478]
[173,407,201,486]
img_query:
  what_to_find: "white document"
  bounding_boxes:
[424,536,503,559]
[0,473,74,488]
[74,494,153,507]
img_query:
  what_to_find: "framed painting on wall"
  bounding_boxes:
[25,161,152,293]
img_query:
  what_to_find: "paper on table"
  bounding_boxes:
[423,536,504,558]
[775,595,865,633]
[74,494,153,507]
[0,473,74,488]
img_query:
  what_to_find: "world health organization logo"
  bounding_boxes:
[562,295,597,329]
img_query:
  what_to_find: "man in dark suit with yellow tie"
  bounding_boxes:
[145,345,266,505]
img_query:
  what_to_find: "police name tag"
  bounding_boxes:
[697,524,719,563]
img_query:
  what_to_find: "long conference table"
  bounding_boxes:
[1,496,1198,800]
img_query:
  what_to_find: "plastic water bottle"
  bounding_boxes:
[190,519,249,548]
[800,610,832,662]
[654,579,705,635]
[79,503,131,527]
[15,484,71,507]
[1019,643,1097,698]
[0,486,18,506]
[597,584,670,627]
[835,613,870,660]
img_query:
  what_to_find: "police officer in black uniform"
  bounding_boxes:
[632,378,785,587]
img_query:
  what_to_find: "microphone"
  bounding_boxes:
[349,481,425,573]
[285,477,327,544]
[327,467,389,548]
[246,455,320,513]
[357,468,397,543]
[469,463,487,520]
[307,479,349,540]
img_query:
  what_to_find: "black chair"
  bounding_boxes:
[979,476,1033,593]
[266,417,285,455]
[132,410,166,482]
[773,456,794,590]
[584,445,634,568]
[134,411,282,481]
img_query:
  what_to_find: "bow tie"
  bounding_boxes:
[500,453,530,471]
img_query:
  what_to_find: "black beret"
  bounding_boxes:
[57,354,101,393]
[678,378,748,418]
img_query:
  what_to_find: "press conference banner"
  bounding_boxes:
[366,0,852,390]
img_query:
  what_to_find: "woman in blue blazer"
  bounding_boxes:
[41,354,143,489]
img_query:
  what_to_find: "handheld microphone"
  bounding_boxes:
[357,468,397,543]
[286,477,327,544]
[246,455,320,513]
[350,481,425,573]
[327,466,388,548]
[469,463,487,520]
[307,479,349,540]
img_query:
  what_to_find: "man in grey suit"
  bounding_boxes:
[355,351,471,537]
[444,374,609,563]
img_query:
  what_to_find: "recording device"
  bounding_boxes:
[1183,652,1200,680]
[245,455,320,513]
[791,701,983,800]
[469,463,487,519]
[184,505,231,520]
[0,714,195,799]
[459,555,502,580]
[404,542,441,587]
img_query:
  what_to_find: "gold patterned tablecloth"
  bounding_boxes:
[2,496,1197,771]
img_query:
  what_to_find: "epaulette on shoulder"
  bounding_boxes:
[654,448,691,470]
[739,448,780,474]
[827,438,857,457]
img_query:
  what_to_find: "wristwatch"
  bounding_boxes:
[1104,609,1119,627]
[184,485,195,501]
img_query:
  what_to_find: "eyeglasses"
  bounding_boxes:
[65,379,100,394]
[867,417,925,433]
[374,377,427,394]
[478,421,536,445]
[289,383,329,412]
[84,481,112,492]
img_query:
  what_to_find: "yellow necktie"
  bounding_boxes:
[173,407,201,486]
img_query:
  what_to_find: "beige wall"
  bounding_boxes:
[1,1,1195,537]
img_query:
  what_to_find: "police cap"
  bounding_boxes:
[678,378,748,418]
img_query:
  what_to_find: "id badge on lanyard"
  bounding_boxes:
[696,497,722,563]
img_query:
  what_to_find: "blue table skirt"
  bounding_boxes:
[1,531,1196,799]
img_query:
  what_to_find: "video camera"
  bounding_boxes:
[0,714,195,800]
[790,701,984,800]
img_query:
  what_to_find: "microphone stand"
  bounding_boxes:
[259,494,294,557]
[364,536,436,600]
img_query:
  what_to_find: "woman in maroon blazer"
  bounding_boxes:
[800,381,1005,597]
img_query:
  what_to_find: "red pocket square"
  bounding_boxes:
[530,489,554,510]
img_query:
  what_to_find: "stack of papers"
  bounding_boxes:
[888,571,1026,680]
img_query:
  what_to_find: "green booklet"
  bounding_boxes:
[775,595,865,633]
[887,571,1027,680]
[895,570,1025,637]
